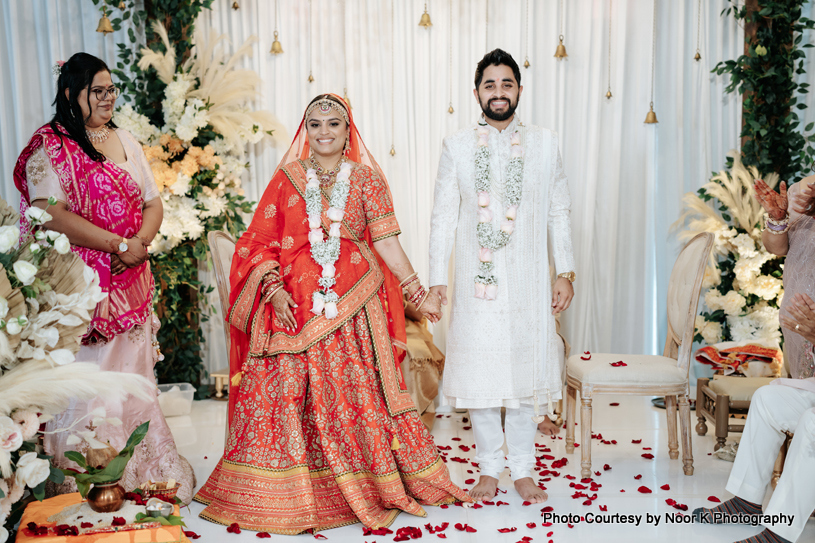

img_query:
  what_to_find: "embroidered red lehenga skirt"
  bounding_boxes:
[194,161,468,534]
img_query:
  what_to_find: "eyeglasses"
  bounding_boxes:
[91,86,120,101]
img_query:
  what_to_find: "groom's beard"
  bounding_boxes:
[480,95,519,121]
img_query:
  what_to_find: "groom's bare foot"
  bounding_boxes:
[514,477,547,503]
[537,417,561,436]
[468,475,498,502]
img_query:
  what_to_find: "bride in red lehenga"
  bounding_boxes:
[194,94,470,534]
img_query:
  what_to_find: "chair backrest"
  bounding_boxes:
[207,230,236,348]
[664,232,714,373]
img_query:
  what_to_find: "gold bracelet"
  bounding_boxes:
[399,272,419,288]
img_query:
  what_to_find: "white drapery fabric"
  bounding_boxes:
[4,0,812,379]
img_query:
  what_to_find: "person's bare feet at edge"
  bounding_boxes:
[515,477,548,503]
[468,475,499,501]
[537,417,561,436]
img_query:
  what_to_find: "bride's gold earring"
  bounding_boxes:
[344,137,351,156]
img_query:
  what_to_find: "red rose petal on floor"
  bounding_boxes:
[541,506,554,513]
[708,496,721,503]
[660,484,670,491]
[568,523,575,528]
[496,501,509,506]
[637,486,652,494]
[80,522,94,528]
[599,505,608,511]
[227,523,242,534]
[451,437,462,441]
[465,479,475,484]
[483,500,495,505]
[541,522,553,527]
[609,402,620,406]
[257,533,272,539]
[634,474,642,479]
[314,535,327,540]
[526,523,536,528]
[437,535,447,539]
[463,426,472,430]
[440,504,448,509]
[184,531,202,540]
[620,489,625,492]
[609,361,627,367]
[112,517,126,526]
[643,447,652,450]
[582,500,592,506]
[522,501,532,506]
[642,453,654,459]
[632,439,642,444]
[498,527,517,533]
[547,531,554,537]
[603,464,612,471]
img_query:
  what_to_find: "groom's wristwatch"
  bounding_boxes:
[557,271,576,283]
[117,237,129,254]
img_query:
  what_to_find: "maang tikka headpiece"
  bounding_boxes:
[305,98,349,125]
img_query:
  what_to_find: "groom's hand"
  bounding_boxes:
[429,285,448,306]
[552,278,574,315]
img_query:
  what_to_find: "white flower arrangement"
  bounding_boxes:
[0,196,152,541]
[473,126,524,300]
[676,151,784,346]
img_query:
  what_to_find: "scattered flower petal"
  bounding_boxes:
[642,453,654,459]
[609,361,628,367]
[660,484,670,491]
[707,496,721,503]
[638,486,652,494]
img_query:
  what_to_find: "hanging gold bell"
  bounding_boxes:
[694,50,701,62]
[344,88,352,109]
[232,1,240,9]
[118,1,126,9]
[308,72,314,83]
[606,89,613,100]
[554,36,568,60]
[390,145,396,156]
[524,57,531,69]
[644,103,659,124]
[419,6,432,28]
[448,104,455,114]
[96,8,114,34]
[270,31,283,55]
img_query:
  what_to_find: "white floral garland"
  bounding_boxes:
[473,126,524,300]
[306,162,353,319]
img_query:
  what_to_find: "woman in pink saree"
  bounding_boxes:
[12,53,194,502]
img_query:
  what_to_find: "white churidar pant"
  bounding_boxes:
[470,405,537,481]
[725,384,815,542]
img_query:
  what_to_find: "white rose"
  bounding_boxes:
[5,319,21,336]
[11,410,39,441]
[0,226,19,253]
[53,234,71,255]
[14,452,50,488]
[0,417,23,452]
[700,321,722,345]
[12,261,37,286]
[46,230,60,241]
[24,207,52,225]
[1,525,9,543]
[0,297,7,320]
[34,231,46,241]
[721,290,747,317]
[29,243,41,254]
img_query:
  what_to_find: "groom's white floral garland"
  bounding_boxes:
[306,162,353,319]
[473,125,524,300]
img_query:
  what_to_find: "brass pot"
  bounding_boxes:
[86,480,126,513]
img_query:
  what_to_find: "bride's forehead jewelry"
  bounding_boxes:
[305,99,349,124]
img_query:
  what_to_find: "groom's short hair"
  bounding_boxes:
[474,49,521,89]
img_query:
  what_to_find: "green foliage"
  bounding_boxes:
[713,1,815,183]
[61,421,150,498]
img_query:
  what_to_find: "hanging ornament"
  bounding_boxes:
[270,31,284,54]
[523,0,531,68]
[96,7,114,34]
[524,57,531,69]
[308,0,314,82]
[270,1,283,54]
[390,145,396,156]
[694,0,702,61]
[308,72,315,83]
[448,103,455,114]
[419,2,432,28]
[232,1,240,9]
[554,0,567,60]
[644,0,658,124]
[448,0,455,113]
[605,0,613,100]
[344,87,352,109]
[118,1,126,9]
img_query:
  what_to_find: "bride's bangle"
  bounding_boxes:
[764,212,790,234]
[399,272,418,289]
[415,289,430,310]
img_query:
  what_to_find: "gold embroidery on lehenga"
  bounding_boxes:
[26,150,50,187]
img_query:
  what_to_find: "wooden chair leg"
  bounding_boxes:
[714,392,730,451]
[565,384,576,454]
[695,378,708,436]
[771,433,791,490]
[580,396,593,479]
[678,394,694,476]
[665,394,679,460]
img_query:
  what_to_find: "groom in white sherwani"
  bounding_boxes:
[428,49,576,504]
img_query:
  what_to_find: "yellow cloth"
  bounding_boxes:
[17,493,189,543]
[401,319,445,430]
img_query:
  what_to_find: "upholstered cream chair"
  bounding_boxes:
[207,231,236,400]
[564,233,714,478]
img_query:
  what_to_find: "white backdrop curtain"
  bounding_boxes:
[3,0,813,381]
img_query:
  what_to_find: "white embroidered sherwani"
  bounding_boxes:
[428,115,575,410]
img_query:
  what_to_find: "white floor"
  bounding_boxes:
[166,394,813,542]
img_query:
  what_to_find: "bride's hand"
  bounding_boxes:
[418,291,442,323]
[754,179,788,220]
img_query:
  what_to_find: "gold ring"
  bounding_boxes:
[796,324,800,330]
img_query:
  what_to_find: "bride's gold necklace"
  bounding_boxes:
[310,156,344,188]
[86,125,110,144]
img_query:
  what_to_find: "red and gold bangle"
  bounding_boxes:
[409,285,427,307]
[399,272,418,289]
[401,276,420,292]
[263,284,285,304]
[416,290,430,310]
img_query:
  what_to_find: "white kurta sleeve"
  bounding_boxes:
[548,137,575,274]
[428,137,460,287]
